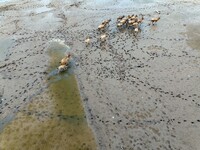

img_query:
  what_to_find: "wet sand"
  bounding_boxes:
[0,0,200,149]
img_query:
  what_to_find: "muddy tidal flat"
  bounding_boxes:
[0,0,200,149]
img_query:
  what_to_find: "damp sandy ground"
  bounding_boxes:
[0,0,200,149]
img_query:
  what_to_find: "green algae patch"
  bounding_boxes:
[0,41,96,150]
[50,75,85,117]
[0,110,96,150]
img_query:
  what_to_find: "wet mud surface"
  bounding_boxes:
[0,0,200,149]
[0,75,96,150]
[0,40,96,149]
